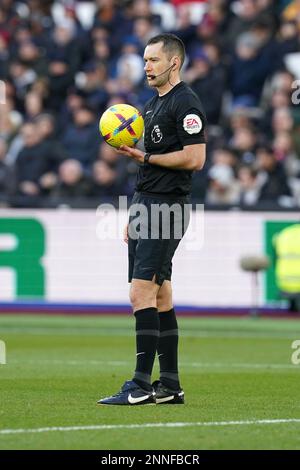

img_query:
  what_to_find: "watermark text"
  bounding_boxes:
[0,80,5,104]
[0,340,6,364]
[291,80,300,105]
[291,340,300,365]
[95,196,204,251]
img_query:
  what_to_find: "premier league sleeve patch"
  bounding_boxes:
[183,114,202,134]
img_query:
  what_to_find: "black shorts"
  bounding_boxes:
[128,192,190,286]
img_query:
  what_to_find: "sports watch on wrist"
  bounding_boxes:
[144,152,152,165]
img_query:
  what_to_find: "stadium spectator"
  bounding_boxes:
[211,146,238,170]
[0,4,15,45]
[61,105,100,170]
[24,90,44,121]
[256,145,293,205]
[237,164,259,206]
[35,113,67,194]
[192,12,219,45]
[0,137,15,205]
[14,122,57,206]
[0,31,9,79]
[92,37,112,66]
[132,0,162,29]
[276,19,299,66]
[273,131,300,177]
[9,59,37,109]
[75,60,109,115]
[0,0,298,209]
[229,31,272,107]
[133,15,160,47]
[9,24,34,59]
[202,39,226,82]
[261,87,292,138]
[53,159,90,201]
[225,108,253,138]
[57,89,86,136]
[229,126,258,165]
[99,141,135,194]
[272,107,294,137]
[92,0,133,52]
[47,20,80,111]
[116,41,145,86]
[17,40,48,78]
[89,160,123,197]
[0,97,23,145]
[185,49,225,124]
[223,0,263,50]
[206,163,240,205]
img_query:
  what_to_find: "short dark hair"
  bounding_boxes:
[146,33,185,69]
[238,164,257,179]
[257,144,274,156]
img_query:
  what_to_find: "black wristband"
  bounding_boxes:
[144,152,152,165]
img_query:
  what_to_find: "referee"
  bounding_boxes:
[98,33,206,405]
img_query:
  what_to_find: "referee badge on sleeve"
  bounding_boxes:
[183,114,202,134]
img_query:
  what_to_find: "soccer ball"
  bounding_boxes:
[99,103,144,148]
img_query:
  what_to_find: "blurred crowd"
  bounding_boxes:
[0,0,300,208]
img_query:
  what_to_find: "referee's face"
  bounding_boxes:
[144,42,174,88]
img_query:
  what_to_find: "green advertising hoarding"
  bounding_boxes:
[0,218,45,298]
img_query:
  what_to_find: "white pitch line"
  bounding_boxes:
[9,359,300,370]
[1,419,300,436]
[186,362,300,370]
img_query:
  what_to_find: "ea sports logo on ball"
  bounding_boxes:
[99,104,144,148]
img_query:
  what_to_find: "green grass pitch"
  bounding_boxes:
[0,314,300,450]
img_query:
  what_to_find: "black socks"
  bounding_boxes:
[133,307,159,391]
[132,307,181,392]
[157,308,180,390]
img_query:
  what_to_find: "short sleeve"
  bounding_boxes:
[175,98,206,147]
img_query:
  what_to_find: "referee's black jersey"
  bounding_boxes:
[136,81,206,197]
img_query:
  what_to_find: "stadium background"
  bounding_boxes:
[0,0,300,452]
[0,0,300,312]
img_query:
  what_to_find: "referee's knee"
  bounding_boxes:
[130,280,158,311]
[157,299,173,313]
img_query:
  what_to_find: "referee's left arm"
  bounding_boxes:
[145,144,206,171]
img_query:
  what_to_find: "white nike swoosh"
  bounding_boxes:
[146,110,152,114]
[136,352,145,356]
[128,393,151,404]
[156,395,175,404]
